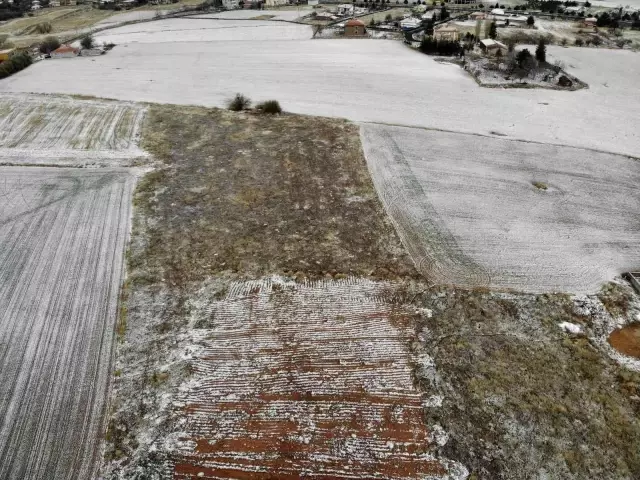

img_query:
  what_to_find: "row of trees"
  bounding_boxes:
[419,37,463,56]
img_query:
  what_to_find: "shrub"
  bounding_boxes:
[227,93,251,111]
[35,22,52,34]
[255,100,282,114]
[591,35,602,46]
[574,38,583,46]
[516,48,532,67]
[419,37,462,56]
[0,51,32,79]
[535,38,546,61]
[39,36,60,54]
[80,34,94,49]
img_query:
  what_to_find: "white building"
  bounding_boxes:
[264,0,288,5]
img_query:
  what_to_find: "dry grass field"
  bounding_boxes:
[0,166,135,480]
[102,104,472,479]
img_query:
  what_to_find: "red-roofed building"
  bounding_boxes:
[344,18,367,37]
[51,45,79,58]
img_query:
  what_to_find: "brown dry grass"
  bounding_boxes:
[132,105,417,287]
[413,287,640,480]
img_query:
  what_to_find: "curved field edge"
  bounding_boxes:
[361,123,640,294]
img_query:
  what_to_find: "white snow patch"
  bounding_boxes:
[558,321,584,335]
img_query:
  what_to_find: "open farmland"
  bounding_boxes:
[361,123,640,293]
[0,166,135,480]
[198,7,313,21]
[94,17,311,44]
[1,26,638,156]
[101,104,472,479]
[167,277,466,480]
[0,94,147,166]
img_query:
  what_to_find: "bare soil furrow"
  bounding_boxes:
[166,277,466,479]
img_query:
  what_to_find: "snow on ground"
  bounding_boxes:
[94,17,311,43]
[96,9,164,27]
[0,94,147,166]
[152,277,468,479]
[0,166,135,480]
[590,0,640,7]
[196,7,312,21]
[1,29,637,157]
[361,123,640,294]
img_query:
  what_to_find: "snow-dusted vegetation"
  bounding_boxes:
[0,94,147,165]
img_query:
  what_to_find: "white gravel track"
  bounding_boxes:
[0,167,135,480]
[362,123,640,294]
[1,31,637,157]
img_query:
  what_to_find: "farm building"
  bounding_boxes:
[51,45,79,58]
[434,24,460,41]
[470,11,486,20]
[583,17,597,27]
[0,48,14,62]
[480,38,507,56]
[344,18,366,37]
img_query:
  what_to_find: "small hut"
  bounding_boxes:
[344,19,367,37]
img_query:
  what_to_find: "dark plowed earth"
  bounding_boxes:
[0,167,135,480]
[169,278,464,479]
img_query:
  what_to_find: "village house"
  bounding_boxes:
[434,24,460,41]
[344,18,367,37]
[480,38,507,56]
[51,45,79,58]
[583,17,597,27]
[470,11,487,20]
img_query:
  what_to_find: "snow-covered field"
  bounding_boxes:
[361,123,640,293]
[94,17,311,43]
[96,9,163,27]
[0,94,147,166]
[0,166,135,480]
[196,7,312,21]
[1,26,638,157]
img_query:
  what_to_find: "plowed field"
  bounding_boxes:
[171,278,465,479]
[0,167,135,479]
